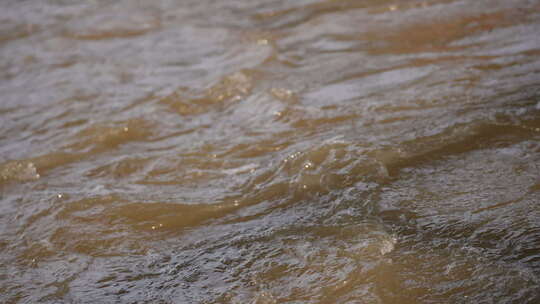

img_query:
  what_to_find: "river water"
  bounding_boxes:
[1,0,540,303]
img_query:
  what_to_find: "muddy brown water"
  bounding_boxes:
[1,0,540,303]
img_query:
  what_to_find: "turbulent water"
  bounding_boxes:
[1,0,540,303]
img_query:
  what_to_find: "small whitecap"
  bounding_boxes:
[222,163,258,175]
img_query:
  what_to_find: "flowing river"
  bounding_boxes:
[1,0,540,303]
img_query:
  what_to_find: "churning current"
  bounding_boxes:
[1,0,540,303]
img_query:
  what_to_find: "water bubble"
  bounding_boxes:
[303,161,314,169]
[0,161,40,182]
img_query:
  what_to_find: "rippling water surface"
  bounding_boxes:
[1,0,540,303]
